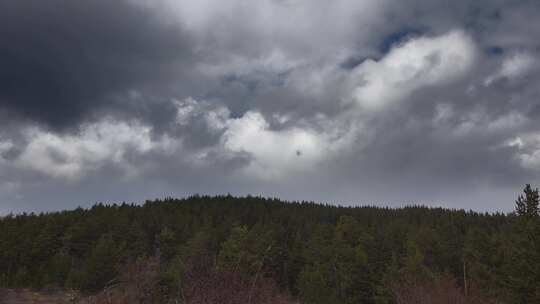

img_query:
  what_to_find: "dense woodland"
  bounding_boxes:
[1,185,540,303]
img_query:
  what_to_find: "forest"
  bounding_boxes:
[1,185,540,303]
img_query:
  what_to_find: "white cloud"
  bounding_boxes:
[506,133,540,170]
[351,30,476,110]
[173,98,358,179]
[14,119,177,179]
[484,52,538,86]
[223,112,324,179]
[0,97,363,202]
[174,97,230,132]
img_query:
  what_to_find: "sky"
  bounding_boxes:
[1,0,540,213]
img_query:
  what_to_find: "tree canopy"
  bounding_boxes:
[0,189,538,303]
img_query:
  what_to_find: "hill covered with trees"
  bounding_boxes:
[1,185,540,303]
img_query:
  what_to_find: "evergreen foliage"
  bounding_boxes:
[0,188,538,303]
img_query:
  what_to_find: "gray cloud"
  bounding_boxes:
[1,0,540,213]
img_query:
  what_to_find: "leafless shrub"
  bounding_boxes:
[391,275,498,304]
[78,255,161,304]
[77,255,294,304]
[182,268,292,304]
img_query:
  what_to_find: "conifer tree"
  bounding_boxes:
[515,184,539,218]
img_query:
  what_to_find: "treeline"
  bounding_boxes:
[1,186,540,303]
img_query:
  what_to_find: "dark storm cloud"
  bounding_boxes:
[0,0,193,129]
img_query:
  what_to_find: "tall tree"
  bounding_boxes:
[515,184,539,218]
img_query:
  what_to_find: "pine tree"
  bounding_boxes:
[515,184,539,218]
[509,184,540,302]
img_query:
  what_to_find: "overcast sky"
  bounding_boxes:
[1,0,540,213]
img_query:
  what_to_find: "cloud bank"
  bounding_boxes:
[1,0,540,212]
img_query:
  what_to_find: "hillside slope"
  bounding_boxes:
[0,193,538,303]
